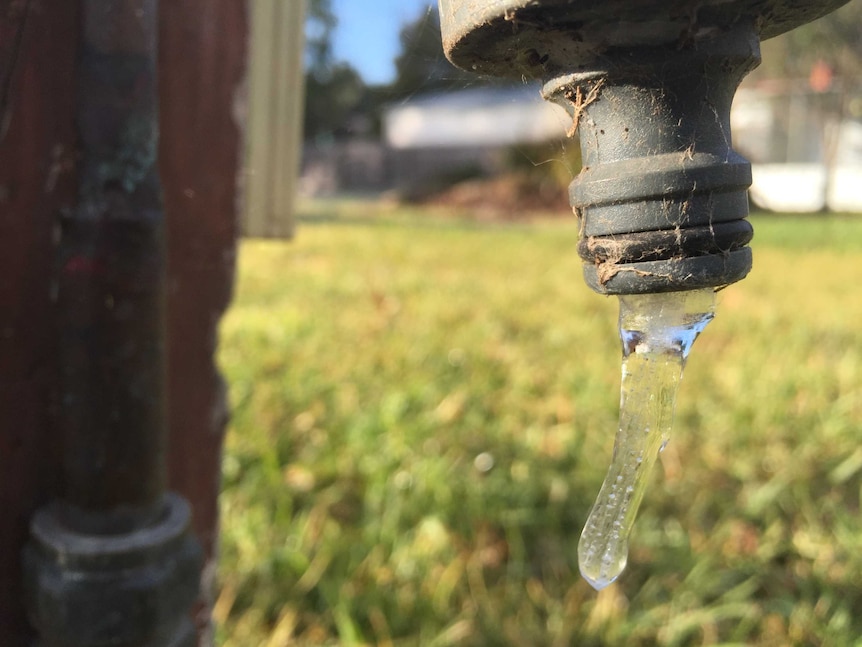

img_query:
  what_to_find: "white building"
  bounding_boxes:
[383,83,862,212]
[384,84,570,149]
[732,85,862,212]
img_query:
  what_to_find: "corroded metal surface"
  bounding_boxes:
[542,25,759,293]
[24,494,202,647]
[439,0,850,78]
[58,0,168,533]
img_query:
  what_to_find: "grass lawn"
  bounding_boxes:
[216,201,862,646]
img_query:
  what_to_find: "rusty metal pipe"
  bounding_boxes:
[58,0,166,533]
[23,2,201,645]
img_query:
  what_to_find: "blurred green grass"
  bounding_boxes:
[216,201,862,646]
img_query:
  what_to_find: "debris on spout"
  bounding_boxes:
[563,79,604,138]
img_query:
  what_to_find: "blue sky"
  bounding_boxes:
[331,0,436,84]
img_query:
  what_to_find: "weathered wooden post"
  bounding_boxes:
[0,1,251,644]
[22,2,202,645]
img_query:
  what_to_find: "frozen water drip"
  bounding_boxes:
[578,288,716,590]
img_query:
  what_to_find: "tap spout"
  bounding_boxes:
[438,0,852,293]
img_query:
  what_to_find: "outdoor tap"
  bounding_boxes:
[438,0,850,294]
[439,0,852,590]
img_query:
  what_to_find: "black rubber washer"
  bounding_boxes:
[582,248,753,294]
[578,219,753,263]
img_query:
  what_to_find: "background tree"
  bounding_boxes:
[303,0,367,141]
[305,0,337,79]
[302,3,511,141]
[304,63,367,141]
[388,7,483,101]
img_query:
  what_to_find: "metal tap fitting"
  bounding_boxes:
[438,0,850,294]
